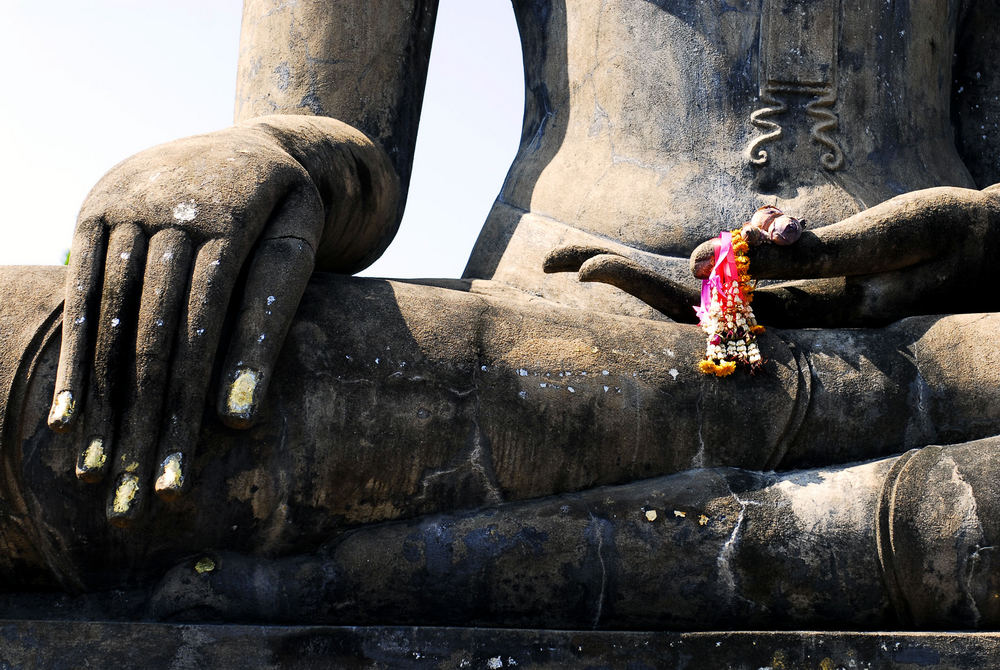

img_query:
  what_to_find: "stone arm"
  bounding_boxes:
[952,0,1000,189]
[235,0,439,268]
[47,0,440,524]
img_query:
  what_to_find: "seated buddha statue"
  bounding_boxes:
[0,0,997,628]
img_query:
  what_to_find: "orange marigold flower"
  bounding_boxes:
[714,360,737,377]
[751,325,765,334]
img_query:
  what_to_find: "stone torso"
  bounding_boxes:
[467,0,974,296]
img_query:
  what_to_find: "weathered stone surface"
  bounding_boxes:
[1,266,1000,632]
[468,2,999,304]
[3,3,1000,665]
[1,622,999,669]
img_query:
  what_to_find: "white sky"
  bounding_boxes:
[0,0,524,279]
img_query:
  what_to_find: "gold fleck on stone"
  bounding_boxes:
[195,557,216,574]
[48,390,76,428]
[644,509,657,522]
[673,510,686,518]
[112,474,140,515]
[698,514,709,526]
[155,452,184,492]
[81,439,106,472]
[227,369,259,416]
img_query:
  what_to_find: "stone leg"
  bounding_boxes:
[1,267,806,593]
[149,452,896,628]
[1,267,999,602]
[149,435,1000,630]
[878,437,1000,629]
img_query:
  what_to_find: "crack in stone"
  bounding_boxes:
[716,489,762,610]
[334,377,373,386]
[693,389,707,468]
[967,544,994,629]
[468,416,503,506]
[589,512,608,629]
[942,455,985,627]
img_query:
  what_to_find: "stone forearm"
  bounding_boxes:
[242,115,402,273]
[235,0,438,194]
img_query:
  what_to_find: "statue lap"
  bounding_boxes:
[2,265,1000,632]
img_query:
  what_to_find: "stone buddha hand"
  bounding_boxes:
[546,184,1000,328]
[46,115,399,525]
[39,0,440,526]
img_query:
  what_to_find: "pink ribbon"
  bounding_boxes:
[694,231,737,324]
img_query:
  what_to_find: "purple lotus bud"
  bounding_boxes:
[768,215,804,246]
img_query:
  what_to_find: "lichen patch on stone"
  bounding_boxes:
[172,200,198,222]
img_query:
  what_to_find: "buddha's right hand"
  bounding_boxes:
[46,115,399,525]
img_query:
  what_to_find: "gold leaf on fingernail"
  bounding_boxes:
[194,557,216,574]
[227,369,258,416]
[48,390,76,428]
[112,474,140,515]
[155,452,184,492]
[81,438,106,471]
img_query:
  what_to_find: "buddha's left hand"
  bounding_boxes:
[548,185,1000,327]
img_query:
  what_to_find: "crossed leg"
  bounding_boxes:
[2,267,999,612]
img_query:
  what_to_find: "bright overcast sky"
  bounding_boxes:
[0,1,524,279]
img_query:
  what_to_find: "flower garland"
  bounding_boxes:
[695,228,764,376]
[693,206,805,376]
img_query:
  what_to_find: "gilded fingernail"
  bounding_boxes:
[226,368,259,418]
[154,452,184,497]
[111,473,140,517]
[76,438,107,482]
[194,557,216,574]
[48,391,76,431]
